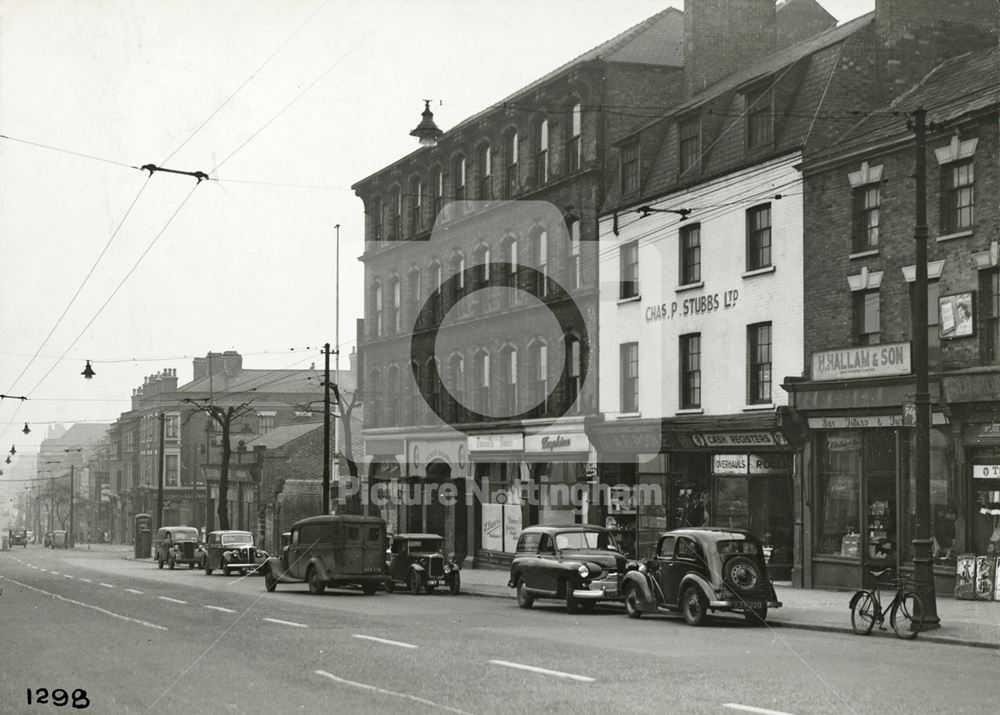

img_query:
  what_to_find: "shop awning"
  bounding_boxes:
[785,377,940,411]
[587,411,798,454]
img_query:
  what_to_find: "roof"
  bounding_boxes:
[665,527,758,540]
[521,524,610,533]
[808,45,1000,164]
[179,369,326,396]
[394,533,445,541]
[207,530,253,536]
[49,423,111,447]
[352,7,684,190]
[293,514,386,527]
[246,422,323,450]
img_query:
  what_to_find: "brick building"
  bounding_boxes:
[353,7,688,565]
[788,38,999,591]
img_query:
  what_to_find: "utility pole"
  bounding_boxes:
[323,342,331,515]
[69,465,74,547]
[334,224,341,512]
[156,413,165,531]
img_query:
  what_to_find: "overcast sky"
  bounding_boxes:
[0,0,875,452]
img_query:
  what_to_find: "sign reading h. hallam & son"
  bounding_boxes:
[811,342,911,381]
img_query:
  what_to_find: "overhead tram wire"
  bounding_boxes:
[0,134,142,172]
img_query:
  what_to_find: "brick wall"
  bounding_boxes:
[684,0,776,97]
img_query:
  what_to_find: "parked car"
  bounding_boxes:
[621,528,781,626]
[10,528,28,547]
[508,524,626,613]
[261,515,387,595]
[43,531,53,547]
[201,530,267,576]
[153,526,202,569]
[384,533,460,595]
[49,530,68,548]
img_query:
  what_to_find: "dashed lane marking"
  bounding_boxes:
[79,578,92,583]
[203,605,236,614]
[314,670,473,715]
[158,596,188,604]
[487,659,595,683]
[263,617,307,628]
[0,576,167,631]
[99,583,114,588]
[352,634,418,649]
[723,705,799,715]
[125,589,143,595]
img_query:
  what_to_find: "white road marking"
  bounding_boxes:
[158,596,188,604]
[64,575,72,579]
[723,704,800,715]
[488,659,595,683]
[352,634,418,649]
[39,568,49,572]
[50,571,60,576]
[0,576,167,631]
[314,670,472,715]
[79,577,91,582]
[203,605,236,614]
[263,617,307,628]
[124,589,144,595]
[99,582,114,588]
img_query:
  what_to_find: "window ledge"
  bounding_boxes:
[617,412,643,419]
[676,281,704,294]
[849,249,879,260]
[617,295,641,305]
[675,408,703,415]
[743,403,775,412]
[742,265,776,279]
[936,229,973,243]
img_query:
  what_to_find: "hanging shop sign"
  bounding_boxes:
[973,465,1000,479]
[811,342,911,381]
[524,432,590,455]
[712,453,792,475]
[467,433,524,452]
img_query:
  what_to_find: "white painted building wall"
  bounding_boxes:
[598,155,805,421]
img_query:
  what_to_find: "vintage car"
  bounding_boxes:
[508,524,626,613]
[10,528,28,547]
[49,530,68,548]
[261,515,387,595]
[622,528,782,626]
[154,526,202,569]
[201,530,267,576]
[384,533,460,595]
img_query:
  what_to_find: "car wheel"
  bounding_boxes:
[624,583,643,619]
[264,568,277,592]
[425,582,436,594]
[449,572,461,595]
[743,602,768,625]
[205,564,213,576]
[307,567,326,595]
[384,579,395,593]
[362,584,378,595]
[565,584,580,614]
[157,558,164,569]
[410,570,425,596]
[515,577,534,609]
[682,585,707,626]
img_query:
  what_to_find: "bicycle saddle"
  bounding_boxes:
[870,568,892,577]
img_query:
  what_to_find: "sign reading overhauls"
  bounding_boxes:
[811,342,911,380]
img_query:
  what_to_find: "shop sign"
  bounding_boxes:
[811,342,911,381]
[808,415,903,429]
[973,465,1000,479]
[644,289,740,324]
[690,432,786,448]
[524,432,589,454]
[976,424,1000,441]
[713,454,748,475]
[467,433,523,452]
[602,431,662,452]
[365,438,404,456]
[712,453,791,475]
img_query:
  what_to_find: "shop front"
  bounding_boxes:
[468,432,524,561]
[404,436,470,564]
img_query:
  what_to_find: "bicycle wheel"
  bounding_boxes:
[850,591,877,635]
[890,590,924,639]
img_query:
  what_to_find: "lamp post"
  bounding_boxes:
[911,107,939,629]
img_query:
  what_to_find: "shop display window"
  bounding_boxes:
[816,432,862,556]
[904,428,957,565]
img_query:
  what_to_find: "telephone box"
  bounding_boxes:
[134,513,152,558]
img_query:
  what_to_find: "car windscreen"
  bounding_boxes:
[717,540,759,556]
[406,539,443,552]
[172,531,198,542]
[221,534,253,545]
[555,531,616,551]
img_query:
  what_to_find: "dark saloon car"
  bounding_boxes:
[154,526,201,569]
[621,528,781,626]
[384,533,460,595]
[509,525,626,613]
[10,528,28,547]
[262,515,387,595]
[49,530,68,548]
[202,530,267,576]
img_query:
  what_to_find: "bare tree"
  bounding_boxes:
[183,398,255,530]
[332,384,363,514]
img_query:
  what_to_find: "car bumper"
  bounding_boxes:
[708,599,782,609]
[572,578,620,601]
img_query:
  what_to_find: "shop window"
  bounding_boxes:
[941,159,974,232]
[980,268,1000,362]
[816,433,862,556]
[619,240,639,299]
[679,223,701,285]
[907,428,957,565]
[852,289,880,345]
[679,333,701,409]
[747,322,772,404]
[619,342,638,413]
[746,204,771,271]
[853,184,880,252]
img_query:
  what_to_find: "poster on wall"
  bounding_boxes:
[975,555,996,601]
[994,558,1000,601]
[955,553,976,599]
[939,291,974,339]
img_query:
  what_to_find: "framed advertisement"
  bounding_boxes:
[939,291,974,339]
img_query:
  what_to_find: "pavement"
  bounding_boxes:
[77,542,1000,649]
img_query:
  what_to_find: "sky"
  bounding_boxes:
[0,0,876,455]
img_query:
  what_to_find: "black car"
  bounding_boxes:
[621,528,781,626]
[384,533,460,595]
[201,530,267,576]
[10,529,28,547]
[508,525,626,613]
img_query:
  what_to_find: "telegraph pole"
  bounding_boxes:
[156,413,165,530]
[334,224,341,512]
[323,343,332,515]
[911,107,939,629]
[69,465,74,547]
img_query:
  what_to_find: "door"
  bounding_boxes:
[664,536,699,604]
[361,524,384,574]
[288,528,305,579]
[536,534,559,592]
[342,523,363,574]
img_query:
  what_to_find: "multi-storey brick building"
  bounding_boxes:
[353,7,689,565]
[789,39,999,592]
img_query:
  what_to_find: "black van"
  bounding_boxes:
[261,515,387,595]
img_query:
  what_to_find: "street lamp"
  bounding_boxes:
[410,100,443,147]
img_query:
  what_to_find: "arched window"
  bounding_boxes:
[406,266,421,329]
[529,340,548,418]
[428,261,443,319]
[500,235,518,307]
[368,367,382,427]
[408,360,422,424]
[568,103,582,172]
[453,155,467,201]
[530,226,548,297]
[448,252,465,308]
[500,345,517,414]
[385,365,400,425]
[567,218,581,289]
[371,280,384,337]
[430,166,444,220]
[505,130,519,198]
[388,186,402,240]
[473,244,491,290]
[448,353,465,423]
[478,143,491,199]
[387,275,401,334]
[473,349,490,418]
[425,358,441,417]
[535,118,549,186]
[372,196,384,241]
[565,334,582,413]
[408,176,423,236]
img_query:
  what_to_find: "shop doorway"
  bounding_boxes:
[426,460,451,537]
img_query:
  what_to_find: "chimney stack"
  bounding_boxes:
[684,0,777,97]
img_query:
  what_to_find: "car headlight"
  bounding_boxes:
[444,564,452,574]
[578,564,590,578]
[638,563,647,573]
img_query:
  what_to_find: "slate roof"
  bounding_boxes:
[180,369,325,396]
[246,422,323,451]
[50,423,111,447]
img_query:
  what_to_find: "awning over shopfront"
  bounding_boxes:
[942,368,1000,406]
[784,376,940,412]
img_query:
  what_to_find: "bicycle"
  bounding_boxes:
[849,568,926,639]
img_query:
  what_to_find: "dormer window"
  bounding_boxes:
[621,142,639,195]
[679,116,700,175]
[746,86,773,150]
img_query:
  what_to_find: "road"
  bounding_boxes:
[1,546,994,715]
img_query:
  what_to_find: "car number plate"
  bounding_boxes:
[745,600,765,611]
[603,587,618,598]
